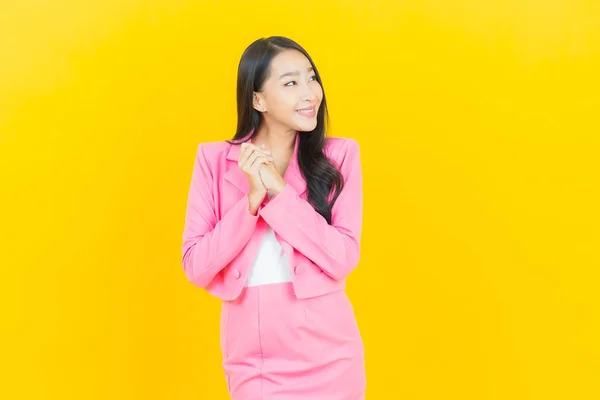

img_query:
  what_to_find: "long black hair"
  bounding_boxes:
[226,36,344,224]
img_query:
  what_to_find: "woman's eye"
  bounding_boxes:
[285,76,317,87]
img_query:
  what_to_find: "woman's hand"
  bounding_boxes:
[259,158,287,195]
[238,142,273,214]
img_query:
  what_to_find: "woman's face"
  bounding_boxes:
[253,49,323,132]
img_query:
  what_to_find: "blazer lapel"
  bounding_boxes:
[224,143,250,194]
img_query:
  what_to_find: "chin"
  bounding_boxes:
[295,120,318,132]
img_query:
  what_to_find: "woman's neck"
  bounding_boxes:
[252,125,296,156]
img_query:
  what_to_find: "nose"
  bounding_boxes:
[300,82,317,102]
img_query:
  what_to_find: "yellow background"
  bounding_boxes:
[1,0,598,399]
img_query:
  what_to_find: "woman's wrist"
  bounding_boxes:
[269,179,287,196]
[247,191,265,215]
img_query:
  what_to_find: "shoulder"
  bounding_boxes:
[196,140,231,154]
[324,136,360,163]
[194,140,233,163]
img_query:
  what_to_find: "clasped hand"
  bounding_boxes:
[238,142,287,197]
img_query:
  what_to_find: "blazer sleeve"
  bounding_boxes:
[259,138,363,281]
[181,143,259,288]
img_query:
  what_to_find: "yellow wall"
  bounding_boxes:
[1,1,598,399]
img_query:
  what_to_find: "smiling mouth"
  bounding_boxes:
[296,107,316,116]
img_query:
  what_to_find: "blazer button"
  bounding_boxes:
[294,265,301,275]
[232,269,241,279]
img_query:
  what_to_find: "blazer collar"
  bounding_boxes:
[224,130,307,196]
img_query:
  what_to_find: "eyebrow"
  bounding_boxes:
[279,66,314,80]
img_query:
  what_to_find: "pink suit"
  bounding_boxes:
[181,131,365,399]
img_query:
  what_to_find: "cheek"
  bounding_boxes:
[314,85,324,103]
[267,92,298,122]
[271,89,296,111]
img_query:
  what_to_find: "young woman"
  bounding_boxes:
[181,36,365,399]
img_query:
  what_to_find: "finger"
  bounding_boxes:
[247,142,271,155]
[249,156,271,174]
[246,158,270,175]
[238,143,254,167]
[247,147,273,165]
[238,143,270,167]
[259,144,271,154]
[243,149,262,170]
[243,153,270,173]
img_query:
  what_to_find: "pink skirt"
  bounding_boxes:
[220,282,366,399]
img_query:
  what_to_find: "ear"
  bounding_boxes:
[253,92,266,112]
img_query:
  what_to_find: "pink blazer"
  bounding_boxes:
[181,132,363,300]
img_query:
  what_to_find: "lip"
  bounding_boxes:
[296,106,316,118]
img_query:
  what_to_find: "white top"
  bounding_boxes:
[245,190,293,287]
